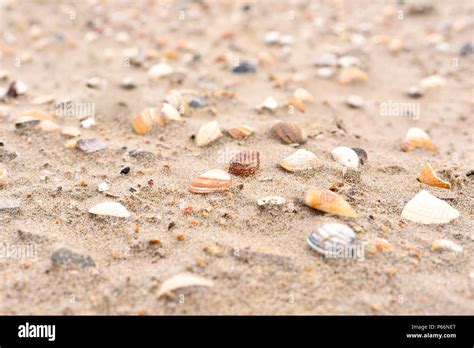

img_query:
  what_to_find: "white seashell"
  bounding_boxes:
[331,147,359,169]
[157,273,213,298]
[61,126,81,137]
[88,201,130,218]
[338,55,361,68]
[316,67,334,78]
[264,31,280,45]
[80,117,96,129]
[257,196,286,206]
[279,35,294,45]
[189,169,232,193]
[346,95,365,108]
[32,94,55,105]
[161,103,182,122]
[86,77,107,89]
[401,190,459,224]
[260,96,278,111]
[401,128,434,151]
[293,88,314,102]
[432,239,463,253]
[196,121,222,147]
[280,149,319,172]
[148,63,174,79]
[307,223,356,255]
[420,75,445,89]
[98,182,109,192]
[313,53,338,67]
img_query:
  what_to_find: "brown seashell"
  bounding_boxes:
[401,128,434,152]
[417,164,451,189]
[305,187,357,218]
[189,169,232,194]
[132,108,166,135]
[227,125,254,139]
[229,149,260,176]
[271,121,307,144]
[338,67,368,85]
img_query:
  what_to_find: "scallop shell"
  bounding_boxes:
[338,67,368,84]
[417,164,451,189]
[0,167,8,187]
[161,103,182,122]
[401,128,434,151]
[196,121,222,147]
[431,239,463,253]
[307,223,356,255]
[401,190,459,224]
[305,187,358,218]
[227,125,254,139]
[271,121,307,144]
[157,273,213,298]
[132,108,166,135]
[331,147,359,169]
[280,149,320,172]
[88,201,130,218]
[189,169,232,194]
[229,149,260,176]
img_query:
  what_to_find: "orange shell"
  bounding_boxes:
[338,67,368,85]
[227,126,254,139]
[417,164,451,189]
[132,108,166,135]
[305,187,357,218]
[189,169,232,194]
[288,98,305,112]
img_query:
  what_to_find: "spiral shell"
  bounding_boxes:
[189,169,232,194]
[271,121,307,144]
[305,187,357,218]
[417,163,451,189]
[132,108,166,135]
[280,149,320,172]
[229,149,260,176]
[401,128,434,152]
[307,223,356,255]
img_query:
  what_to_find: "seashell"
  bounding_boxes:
[232,61,256,73]
[406,85,424,98]
[0,167,8,187]
[280,149,320,172]
[148,63,174,79]
[88,201,130,218]
[164,89,192,116]
[80,117,96,129]
[196,121,222,147]
[264,31,280,45]
[227,125,254,139]
[338,56,361,68]
[6,80,27,97]
[401,128,434,151]
[287,98,305,112]
[431,239,463,253]
[417,163,451,189]
[316,67,335,78]
[189,169,232,194]
[38,120,60,132]
[305,187,357,218]
[120,77,136,90]
[346,95,365,108]
[257,196,286,206]
[401,190,459,224]
[229,149,260,176]
[77,138,106,153]
[313,53,338,67]
[157,273,213,298]
[14,116,40,129]
[331,147,359,169]
[338,67,368,84]
[307,223,356,255]
[351,148,368,165]
[161,103,182,122]
[420,75,445,89]
[132,108,166,135]
[271,121,307,144]
[31,94,55,105]
[98,182,109,192]
[365,238,393,254]
[62,126,81,137]
[293,88,314,102]
[259,96,278,112]
[86,77,106,89]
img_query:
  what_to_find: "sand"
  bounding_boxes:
[0,0,473,315]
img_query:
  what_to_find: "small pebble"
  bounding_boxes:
[120,166,130,175]
[232,61,256,73]
[51,248,95,268]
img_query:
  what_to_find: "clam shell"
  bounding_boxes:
[227,125,254,139]
[157,273,213,298]
[260,96,278,112]
[331,147,359,169]
[196,121,222,147]
[346,95,364,108]
[0,167,8,187]
[88,201,130,218]
[351,147,368,165]
[133,108,166,135]
[401,190,459,224]
[280,149,320,172]
[305,187,357,218]
[161,103,182,122]
[229,149,260,176]
[271,121,307,144]
[338,67,368,85]
[189,169,232,194]
[401,128,434,151]
[417,163,451,189]
[307,223,356,255]
[431,239,463,253]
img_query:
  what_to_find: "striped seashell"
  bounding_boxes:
[132,107,166,135]
[305,187,357,218]
[229,149,260,176]
[307,223,356,255]
[196,121,222,147]
[280,149,320,172]
[331,147,359,169]
[401,190,459,224]
[88,201,130,218]
[417,163,451,189]
[227,125,254,139]
[401,128,434,152]
[271,121,307,144]
[189,169,232,194]
[164,89,195,116]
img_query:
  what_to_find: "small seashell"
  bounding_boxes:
[120,77,136,90]
[161,103,182,122]
[189,169,232,194]
[31,94,55,105]
[338,67,368,85]
[77,138,106,153]
[157,273,213,298]
[271,121,307,144]
[293,88,314,102]
[417,163,451,189]
[420,75,445,89]
[227,125,254,139]
[132,108,166,135]
[229,149,260,176]
[257,196,286,206]
[406,85,424,98]
[38,120,60,132]
[88,201,130,218]
[305,187,357,218]
[316,67,335,78]
[6,80,27,97]
[264,31,280,45]
[14,116,40,129]
[0,167,8,187]
[148,63,174,79]
[307,223,356,255]
[401,128,434,152]
[351,148,368,165]
[313,53,338,67]
[431,239,463,253]
[196,121,222,147]
[280,149,320,172]
[287,98,305,112]
[86,77,107,89]
[164,89,195,116]
[259,96,278,112]
[338,56,361,68]
[346,95,365,108]
[401,190,459,224]
[61,126,81,137]
[331,147,360,169]
[365,238,393,254]
[98,182,109,192]
[80,117,96,129]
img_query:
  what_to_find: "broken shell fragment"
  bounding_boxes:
[227,125,254,139]
[280,149,320,172]
[259,96,278,112]
[189,169,232,194]
[77,138,106,153]
[157,273,213,298]
[305,187,357,218]
[271,121,307,144]
[431,239,463,253]
[61,126,81,137]
[196,121,222,147]
[38,120,60,132]
[88,201,130,218]
[257,196,286,206]
[401,190,459,224]
[287,98,305,112]
[401,128,434,151]
[338,67,368,84]
[417,164,451,189]
[331,147,360,169]
[229,149,260,176]
[307,223,356,256]
[0,167,8,187]
[351,148,368,165]
[132,108,166,135]
[365,238,393,254]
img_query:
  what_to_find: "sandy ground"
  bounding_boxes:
[0,0,473,315]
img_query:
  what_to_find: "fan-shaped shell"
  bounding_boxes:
[189,169,232,194]
[196,121,222,147]
[227,125,254,139]
[305,187,357,218]
[271,121,307,144]
[88,202,130,218]
[401,190,459,224]
[229,149,260,176]
[280,149,319,172]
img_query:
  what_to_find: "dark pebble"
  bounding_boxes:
[120,166,130,174]
[51,248,95,268]
[351,147,368,165]
[460,42,473,56]
[189,96,206,108]
[232,61,256,73]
